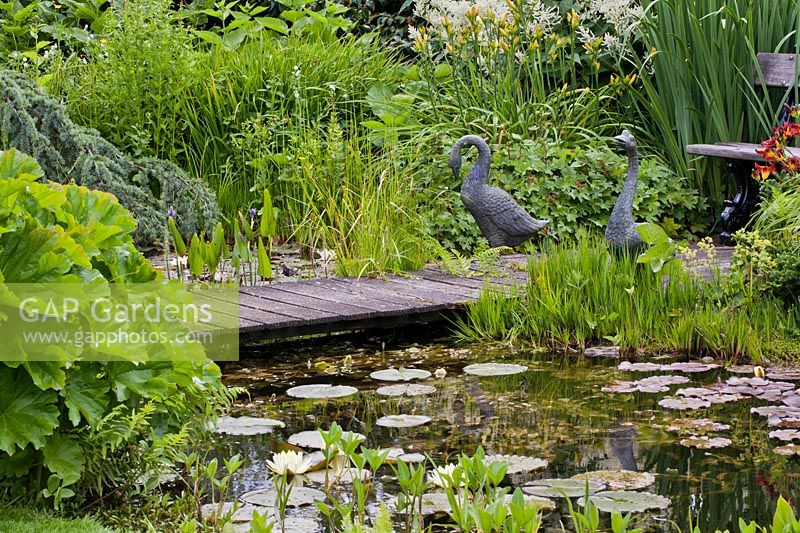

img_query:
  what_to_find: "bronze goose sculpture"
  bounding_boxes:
[449,135,549,248]
[605,130,644,252]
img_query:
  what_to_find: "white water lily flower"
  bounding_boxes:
[427,463,463,488]
[267,450,314,476]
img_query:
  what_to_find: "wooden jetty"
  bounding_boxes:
[236,246,734,342]
[237,254,530,341]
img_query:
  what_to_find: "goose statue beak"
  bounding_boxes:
[613,133,627,146]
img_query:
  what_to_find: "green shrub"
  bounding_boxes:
[420,138,706,252]
[0,149,232,507]
[0,69,218,245]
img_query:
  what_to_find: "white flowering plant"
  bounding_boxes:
[404,0,646,144]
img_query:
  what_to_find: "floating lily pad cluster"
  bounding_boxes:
[603,375,689,394]
[522,470,669,514]
[618,361,720,373]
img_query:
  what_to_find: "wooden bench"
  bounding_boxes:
[686,52,800,244]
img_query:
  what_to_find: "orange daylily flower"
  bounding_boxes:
[752,163,776,182]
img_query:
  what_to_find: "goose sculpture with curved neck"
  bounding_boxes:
[449,135,548,248]
[605,130,644,252]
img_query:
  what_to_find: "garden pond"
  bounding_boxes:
[209,335,800,532]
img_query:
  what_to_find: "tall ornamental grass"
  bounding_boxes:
[455,237,800,361]
[635,0,800,210]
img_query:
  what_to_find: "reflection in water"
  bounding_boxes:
[215,339,800,530]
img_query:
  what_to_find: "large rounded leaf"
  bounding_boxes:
[571,470,655,491]
[376,415,431,428]
[463,363,527,376]
[0,367,59,454]
[578,490,671,513]
[286,384,359,399]
[217,416,285,436]
[485,454,548,475]
[241,486,325,507]
[287,430,365,450]
[376,384,436,397]
[369,368,431,382]
[523,478,605,498]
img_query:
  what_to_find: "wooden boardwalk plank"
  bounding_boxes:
[231,248,728,342]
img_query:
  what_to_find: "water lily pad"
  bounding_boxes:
[769,429,800,442]
[727,365,755,374]
[523,478,605,498]
[463,363,528,376]
[263,517,321,533]
[604,375,689,394]
[658,397,711,411]
[304,467,371,486]
[584,346,620,358]
[676,387,719,397]
[774,444,800,456]
[399,453,426,463]
[370,368,431,381]
[571,470,655,491]
[376,384,436,397]
[241,486,325,507]
[376,414,432,428]
[667,418,730,434]
[661,362,719,373]
[618,362,662,372]
[216,416,285,436]
[412,491,555,517]
[287,430,365,450]
[783,391,800,408]
[752,406,800,418]
[767,367,800,381]
[578,491,670,513]
[679,436,732,449]
[286,384,359,399]
[485,454,548,475]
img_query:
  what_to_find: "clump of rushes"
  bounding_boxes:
[454,235,800,362]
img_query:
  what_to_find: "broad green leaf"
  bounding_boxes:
[42,434,84,486]
[257,237,272,280]
[0,148,45,181]
[260,16,288,34]
[635,222,669,245]
[0,367,59,454]
[62,367,110,426]
[168,217,187,255]
[23,362,67,391]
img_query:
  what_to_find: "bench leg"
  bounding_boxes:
[719,160,760,245]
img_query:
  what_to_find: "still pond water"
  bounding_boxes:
[212,334,800,531]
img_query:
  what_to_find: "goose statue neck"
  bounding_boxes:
[450,135,491,194]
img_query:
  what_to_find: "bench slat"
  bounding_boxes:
[687,142,800,162]
[755,53,800,88]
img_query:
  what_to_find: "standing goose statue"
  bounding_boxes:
[449,135,549,248]
[605,130,644,252]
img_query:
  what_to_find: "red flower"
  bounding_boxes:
[785,157,800,173]
[752,163,776,182]
[756,137,784,161]
[779,122,800,139]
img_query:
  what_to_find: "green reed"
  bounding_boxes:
[455,236,799,361]
[634,0,799,210]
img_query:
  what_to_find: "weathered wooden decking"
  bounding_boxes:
[237,246,734,342]
[238,254,530,341]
